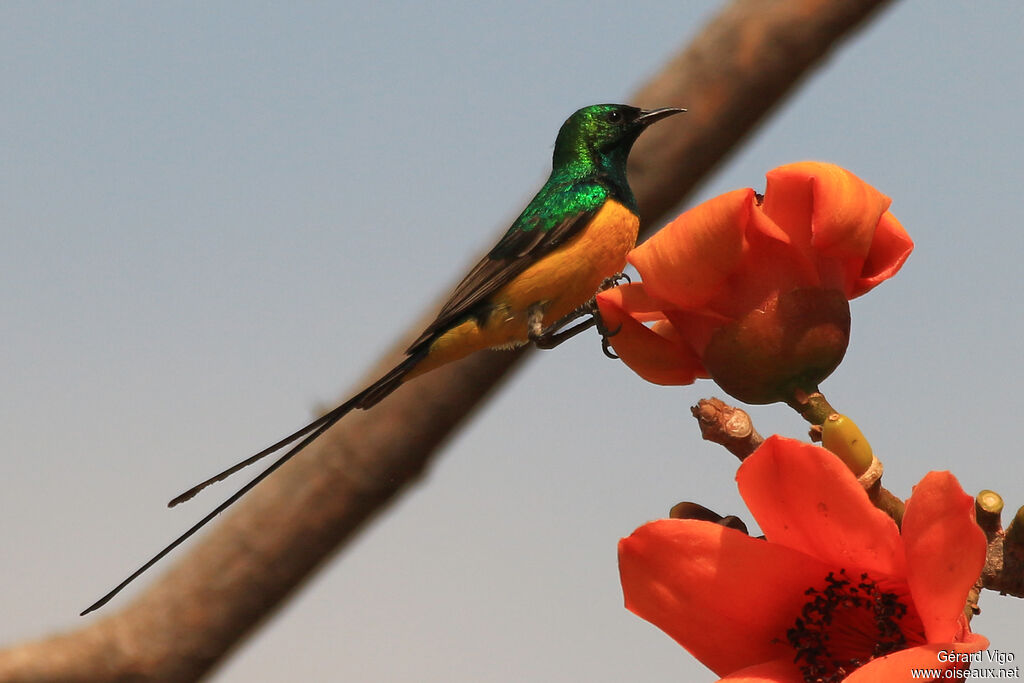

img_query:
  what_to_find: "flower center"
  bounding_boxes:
[786,569,923,683]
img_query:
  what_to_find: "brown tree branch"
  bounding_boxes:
[977,502,1024,600]
[691,397,764,460]
[0,0,897,679]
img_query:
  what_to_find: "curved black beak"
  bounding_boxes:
[636,107,687,126]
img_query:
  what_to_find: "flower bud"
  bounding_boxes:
[821,412,874,476]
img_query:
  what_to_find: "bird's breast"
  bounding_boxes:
[495,198,640,325]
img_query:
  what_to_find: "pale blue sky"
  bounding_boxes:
[2,2,1022,680]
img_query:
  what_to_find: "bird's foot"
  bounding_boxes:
[598,272,631,292]
[530,302,598,349]
[530,299,622,356]
[595,310,622,359]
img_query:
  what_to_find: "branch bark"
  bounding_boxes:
[0,0,896,679]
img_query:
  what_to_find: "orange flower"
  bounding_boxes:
[619,436,988,682]
[596,163,913,403]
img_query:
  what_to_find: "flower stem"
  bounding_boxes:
[787,389,835,434]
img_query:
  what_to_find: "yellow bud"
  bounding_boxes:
[821,413,873,476]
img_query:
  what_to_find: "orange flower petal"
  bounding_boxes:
[619,519,832,677]
[759,163,815,252]
[737,436,906,577]
[802,163,889,258]
[901,471,987,643]
[850,209,914,298]
[716,657,804,682]
[763,162,906,298]
[628,188,752,310]
[596,281,669,321]
[744,207,820,296]
[843,636,989,682]
[596,285,705,385]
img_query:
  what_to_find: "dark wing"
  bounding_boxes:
[406,207,598,352]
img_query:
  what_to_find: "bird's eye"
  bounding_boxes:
[605,110,623,123]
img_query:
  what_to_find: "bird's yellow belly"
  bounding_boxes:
[409,199,639,378]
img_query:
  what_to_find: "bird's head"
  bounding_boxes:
[553,103,685,172]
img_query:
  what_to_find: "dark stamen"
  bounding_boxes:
[786,569,910,683]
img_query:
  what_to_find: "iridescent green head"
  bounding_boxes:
[549,104,684,212]
[552,104,685,178]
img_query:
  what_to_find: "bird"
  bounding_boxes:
[81,103,685,615]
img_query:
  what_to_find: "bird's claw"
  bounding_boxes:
[601,337,619,359]
[598,272,631,292]
[596,314,622,359]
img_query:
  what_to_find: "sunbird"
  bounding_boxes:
[82,103,685,615]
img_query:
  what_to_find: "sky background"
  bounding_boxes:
[2,1,1022,680]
